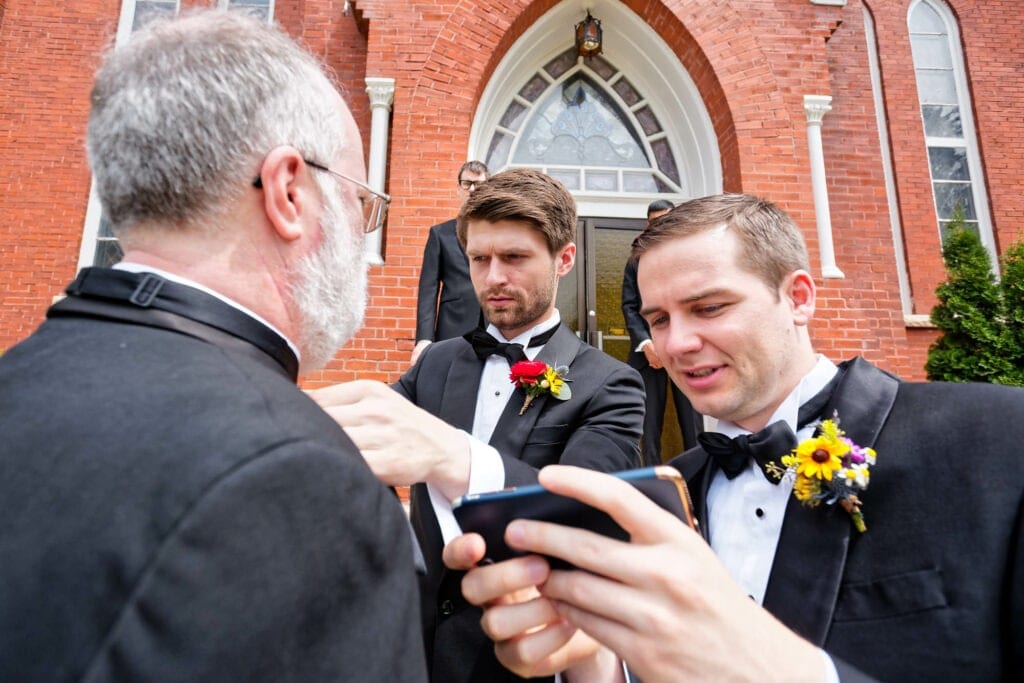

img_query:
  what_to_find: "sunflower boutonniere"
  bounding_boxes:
[508,360,571,415]
[765,413,877,532]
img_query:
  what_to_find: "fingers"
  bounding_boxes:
[541,562,659,639]
[307,379,389,409]
[536,466,697,546]
[493,621,583,679]
[442,533,487,571]
[479,592,561,641]
[459,555,550,606]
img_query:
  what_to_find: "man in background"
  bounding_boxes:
[413,160,489,364]
[622,199,703,464]
[312,168,643,682]
[0,11,425,682]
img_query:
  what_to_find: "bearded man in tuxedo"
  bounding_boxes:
[311,167,644,682]
[0,11,425,682]
[443,193,1024,682]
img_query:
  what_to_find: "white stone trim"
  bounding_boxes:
[863,7,913,314]
[364,77,395,266]
[469,0,721,219]
[804,94,844,279]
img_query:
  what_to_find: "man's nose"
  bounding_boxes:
[484,259,508,286]
[663,319,702,357]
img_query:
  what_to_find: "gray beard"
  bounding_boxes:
[291,180,368,372]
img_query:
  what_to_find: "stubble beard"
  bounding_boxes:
[479,268,556,337]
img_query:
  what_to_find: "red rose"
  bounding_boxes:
[509,360,548,383]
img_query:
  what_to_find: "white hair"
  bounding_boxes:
[86,10,347,233]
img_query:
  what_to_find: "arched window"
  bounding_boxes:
[908,0,995,261]
[486,48,682,195]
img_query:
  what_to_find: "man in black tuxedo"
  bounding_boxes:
[0,12,426,682]
[622,199,703,463]
[412,160,490,364]
[311,168,644,682]
[444,194,1024,682]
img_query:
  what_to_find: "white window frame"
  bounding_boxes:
[908,0,996,271]
[864,6,914,315]
[79,0,182,270]
[469,0,721,220]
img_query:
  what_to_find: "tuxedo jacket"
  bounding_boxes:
[416,219,482,342]
[671,357,1024,682]
[394,324,644,682]
[0,268,427,683]
[621,257,652,373]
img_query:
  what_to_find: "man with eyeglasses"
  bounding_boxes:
[412,160,490,365]
[0,10,425,682]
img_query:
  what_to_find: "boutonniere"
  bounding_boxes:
[508,360,571,415]
[766,414,877,532]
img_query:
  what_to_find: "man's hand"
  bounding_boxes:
[487,466,827,683]
[309,380,471,500]
[443,535,621,682]
[641,341,663,369]
[410,339,432,365]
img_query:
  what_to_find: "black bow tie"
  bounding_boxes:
[463,324,559,365]
[698,422,798,482]
[697,371,841,483]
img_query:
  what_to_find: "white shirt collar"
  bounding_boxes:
[486,309,561,346]
[716,354,837,438]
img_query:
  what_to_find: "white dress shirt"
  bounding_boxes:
[707,355,840,682]
[428,311,561,544]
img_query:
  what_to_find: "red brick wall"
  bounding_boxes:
[0,1,116,353]
[3,0,1021,386]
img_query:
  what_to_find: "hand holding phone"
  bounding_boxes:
[452,466,697,569]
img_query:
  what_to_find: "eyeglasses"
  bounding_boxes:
[459,179,482,191]
[252,159,391,234]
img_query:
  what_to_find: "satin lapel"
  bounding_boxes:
[532,324,582,370]
[437,344,484,434]
[761,357,899,645]
[487,325,581,458]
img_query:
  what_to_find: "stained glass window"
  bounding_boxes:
[487,47,681,195]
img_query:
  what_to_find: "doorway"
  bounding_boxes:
[555,216,687,459]
[557,217,642,363]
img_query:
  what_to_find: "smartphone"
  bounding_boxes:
[452,466,697,569]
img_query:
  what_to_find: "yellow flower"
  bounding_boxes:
[792,475,820,503]
[792,435,847,481]
[543,367,564,397]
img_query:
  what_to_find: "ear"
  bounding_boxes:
[555,242,576,277]
[258,147,317,243]
[784,269,816,326]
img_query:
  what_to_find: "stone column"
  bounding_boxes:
[804,94,844,278]
[364,77,396,265]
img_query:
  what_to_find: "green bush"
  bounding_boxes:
[999,239,1024,385]
[925,206,1021,385]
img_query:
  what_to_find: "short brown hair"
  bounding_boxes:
[458,160,489,182]
[632,193,810,292]
[457,168,576,253]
